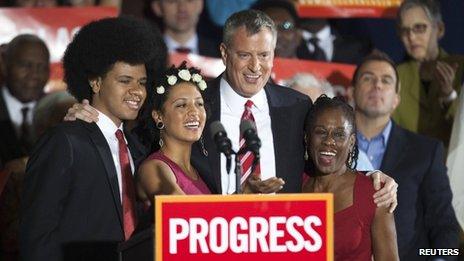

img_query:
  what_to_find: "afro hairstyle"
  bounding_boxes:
[63,16,167,103]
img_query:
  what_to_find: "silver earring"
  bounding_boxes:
[156,122,165,130]
[159,137,164,148]
[200,136,208,156]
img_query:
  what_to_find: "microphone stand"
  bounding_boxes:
[233,152,242,194]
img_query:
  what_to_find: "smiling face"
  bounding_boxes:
[153,82,206,144]
[353,60,400,119]
[220,26,275,98]
[91,62,147,126]
[399,5,443,61]
[308,108,355,175]
[6,41,50,103]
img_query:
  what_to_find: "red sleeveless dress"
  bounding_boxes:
[335,173,376,260]
[144,151,211,194]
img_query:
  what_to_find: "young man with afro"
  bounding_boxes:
[20,17,166,261]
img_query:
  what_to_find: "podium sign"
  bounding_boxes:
[155,194,333,261]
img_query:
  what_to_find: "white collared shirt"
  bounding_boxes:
[1,86,36,136]
[164,33,199,55]
[95,109,135,201]
[219,78,276,194]
[301,25,335,61]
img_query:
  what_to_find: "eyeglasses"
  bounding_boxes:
[276,21,295,31]
[399,23,428,36]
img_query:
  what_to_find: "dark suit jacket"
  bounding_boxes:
[198,36,220,58]
[20,120,146,261]
[296,30,371,65]
[0,91,27,167]
[380,121,459,260]
[191,76,311,194]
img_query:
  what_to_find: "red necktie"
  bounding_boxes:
[115,129,137,241]
[239,100,260,185]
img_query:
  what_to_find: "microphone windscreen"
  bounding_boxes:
[240,120,255,135]
[210,121,226,139]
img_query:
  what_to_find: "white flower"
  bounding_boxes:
[167,75,177,85]
[178,69,191,81]
[198,80,207,91]
[156,85,165,94]
[192,73,202,83]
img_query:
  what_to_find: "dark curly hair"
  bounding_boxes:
[305,95,358,171]
[62,16,167,103]
[134,61,209,152]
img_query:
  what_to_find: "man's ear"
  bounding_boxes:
[437,21,445,39]
[151,1,163,17]
[89,78,101,94]
[219,43,228,66]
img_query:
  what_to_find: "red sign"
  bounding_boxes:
[294,0,401,18]
[0,7,118,91]
[155,194,334,261]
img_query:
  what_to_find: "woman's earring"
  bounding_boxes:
[159,138,164,148]
[346,149,354,169]
[200,136,208,156]
[156,121,165,130]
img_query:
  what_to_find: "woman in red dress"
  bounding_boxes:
[302,95,399,260]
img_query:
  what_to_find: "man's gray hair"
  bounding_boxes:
[397,0,442,27]
[223,9,277,47]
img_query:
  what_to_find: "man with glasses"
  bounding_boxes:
[393,0,464,147]
[251,0,301,59]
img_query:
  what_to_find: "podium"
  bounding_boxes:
[154,194,333,261]
[118,226,154,261]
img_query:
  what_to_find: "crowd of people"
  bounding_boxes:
[0,0,462,260]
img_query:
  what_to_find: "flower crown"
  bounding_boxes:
[155,62,207,95]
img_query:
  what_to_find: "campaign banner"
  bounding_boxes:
[294,0,402,18]
[0,7,118,91]
[155,194,334,261]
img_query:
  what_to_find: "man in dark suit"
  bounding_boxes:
[296,18,372,65]
[19,17,166,261]
[150,0,220,58]
[0,34,49,168]
[352,51,460,260]
[190,10,398,203]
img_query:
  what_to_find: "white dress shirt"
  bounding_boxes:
[219,78,276,194]
[1,86,36,136]
[164,33,199,55]
[95,109,135,201]
[301,25,335,61]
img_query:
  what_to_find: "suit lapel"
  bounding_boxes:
[265,84,289,181]
[86,123,124,229]
[380,121,408,176]
[203,77,222,193]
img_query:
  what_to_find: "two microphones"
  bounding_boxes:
[210,120,261,174]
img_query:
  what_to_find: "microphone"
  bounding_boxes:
[209,121,233,173]
[239,120,261,160]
